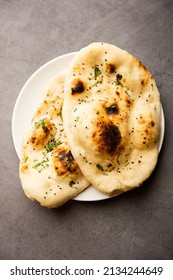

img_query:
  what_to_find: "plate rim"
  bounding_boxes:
[12,52,165,202]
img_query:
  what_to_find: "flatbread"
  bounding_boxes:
[19,71,89,208]
[63,42,161,195]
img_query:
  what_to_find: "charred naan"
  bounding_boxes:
[19,71,89,208]
[63,42,161,195]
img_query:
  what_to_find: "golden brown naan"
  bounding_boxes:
[63,42,161,195]
[19,71,90,208]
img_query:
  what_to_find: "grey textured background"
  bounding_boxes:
[0,0,173,260]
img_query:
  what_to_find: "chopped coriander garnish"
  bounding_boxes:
[92,76,103,87]
[96,164,104,171]
[59,108,63,121]
[34,118,47,129]
[69,180,77,189]
[94,66,102,79]
[23,156,28,163]
[46,139,61,153]
[75,116,80,122]
[125,90,130,98]
[42,151,48,159]
[32,154,49,173]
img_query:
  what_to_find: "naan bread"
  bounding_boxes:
[19,71,89,208]
[63,42,161,195]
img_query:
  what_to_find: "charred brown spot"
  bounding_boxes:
[59,150,74,165]
[93,121,122,154]
[105,104,119,115]
[53,147,78,176]
[43,126,50,134]
[116,91,120,96]
[141,79,144,85]
[30,136,36,144]
[107,63,116,73]
[21,165,28,172]
[126,99,133,108]
[116,73,123,85]
[150,120,155,127]
[139,60,147,71]
[30,119,53,146]
[71,80,84,94]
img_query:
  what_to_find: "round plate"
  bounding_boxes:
[12,52,165,201]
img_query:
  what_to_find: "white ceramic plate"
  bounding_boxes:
[12,52,165,201]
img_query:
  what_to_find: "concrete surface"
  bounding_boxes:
[0,0,173,260]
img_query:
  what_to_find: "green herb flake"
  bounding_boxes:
[59,108,63,121]
[96,164,104,171]
[94,66,102,80]
[34,118,47,129]
[23,156,28,163]
[92,78,103,87]
[32,156,49,173]
[125,161,130,167]
[69,180,77,189]
[75,116,80,122]
[46,139,62,153]
[42,151,48,159]
[125,90,130,98]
